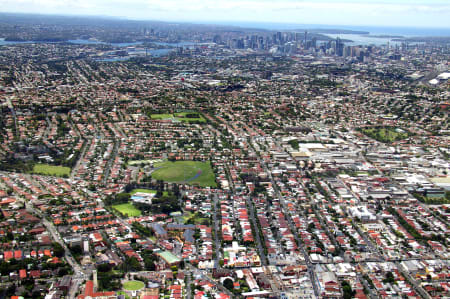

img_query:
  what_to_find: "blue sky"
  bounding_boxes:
[1,0,449,28]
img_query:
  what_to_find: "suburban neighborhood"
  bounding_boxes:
[0,13,449,299]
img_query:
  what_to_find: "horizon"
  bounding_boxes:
[1,0,450,30]
[1,11,450,37]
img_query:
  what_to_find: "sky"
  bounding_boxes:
[1,0,450,29]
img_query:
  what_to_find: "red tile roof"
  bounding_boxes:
[19,269,26,279]
[3,251,13,261]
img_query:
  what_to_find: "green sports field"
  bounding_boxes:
[150,113,173,120]
[360,127,408,143]
[174,112,206,123]
[122,280,145,291]
[112,203,142,217]
[32,163,71,177]
[150,112,206,123]
[152,161,217,187]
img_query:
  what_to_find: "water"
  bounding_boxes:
[154,41,200,48]
[211,21,450,36]
[67,39,104,45]
[68,39,142,47]
[0,37,175,59]
[0,38,201,48]
[0,38,142,47]
[323,33,402,46]
[95,42,202,61]
[336,25,450,37]
[0,38,36,45]
[96,57,131,62]
[148,48,174,56]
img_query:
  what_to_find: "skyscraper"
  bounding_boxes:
[336,37,344,56]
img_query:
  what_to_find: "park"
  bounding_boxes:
[151,160,217,187]
[150,112,206,123]
[122,280,145,291]
[112,202,142,217]
[32,163,71,177]
[359,127,409,143]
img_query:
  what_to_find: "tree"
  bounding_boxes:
[115,193,131,204]
[173,184,180,197]
[58,268,69,276]
[123,257,142,272]
[383,272,395,284]
[98,263,112,273]
[223,278,234,291]
[144,257,156,271]
[6,284,16,296]
[342,281,355,299]
[157,180,164,192]
[52,242,65,258]
[70,244,82,255]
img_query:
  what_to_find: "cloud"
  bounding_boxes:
[0,0,449,27]
[132,0,450,18]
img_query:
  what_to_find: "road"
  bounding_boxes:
[357,271,378,299]
[6,97,18,137]
[113,122,127,138]
[396,261,431,299]
[250,137,320,297]
[101,139,120,185]
[352,218,382,258]
[185,270,192,299]
[25,201,88,299]
[187,264,233,297]
[42,115,53,140]
[212,194,222,269]
[245,195,267,266]
[70,138,91,180]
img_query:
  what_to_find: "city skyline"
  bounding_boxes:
[1,0,450,29]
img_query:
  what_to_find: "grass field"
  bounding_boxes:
[183,212,211,225]
[122,280,145,291]
[150,112,206,123]
[152,160,217,187]
[150,113,173,120]
[360,127,408,143]
[32,163,71,177]
[412,191,450,205]
[174,112,206,123]
[112,203,142,217]
[423,197,450,205]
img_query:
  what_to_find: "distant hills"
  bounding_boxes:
[305,29,369,35]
